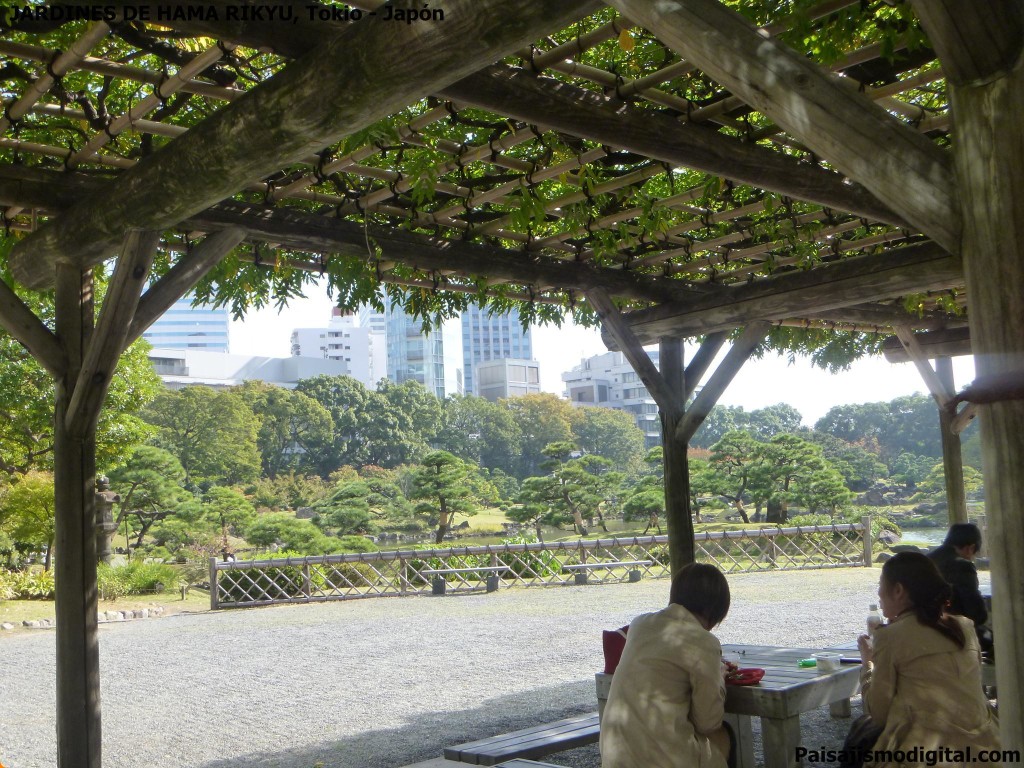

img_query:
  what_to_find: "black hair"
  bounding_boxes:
[881,551,965,648]
[944,523,982,550]
[669,563,730,628]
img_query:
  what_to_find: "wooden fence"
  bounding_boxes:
[210,517,872,608]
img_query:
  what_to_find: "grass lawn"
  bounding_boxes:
[0,589,211,629]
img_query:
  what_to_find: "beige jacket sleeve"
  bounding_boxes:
[689,638,727,735]
[861,630,897,725]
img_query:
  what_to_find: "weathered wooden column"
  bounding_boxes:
[659,337,694,570]
[912,0,1024,752]
[53,262,102,768]
[934,357,968,524]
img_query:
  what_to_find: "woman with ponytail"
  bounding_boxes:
[850,551,1000,767]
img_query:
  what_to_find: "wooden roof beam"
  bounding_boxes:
[608,0,960,254]
[910,0,1023,86]
[8,0,603,290]
[881,326,972,362]
[609,242,962,343]
[186,201,695,306]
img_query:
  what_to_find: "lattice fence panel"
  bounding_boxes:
[212,522,869,608]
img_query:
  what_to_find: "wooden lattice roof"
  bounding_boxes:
[0,0,967,361]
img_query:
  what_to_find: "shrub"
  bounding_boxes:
[97,561,180,600]
[494,535,560,578]
[0,569,56,600]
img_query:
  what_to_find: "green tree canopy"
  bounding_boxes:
[572,406,646,475]
[503,394,578,478]
[233,381,334,479]
[143,386,261,486]
[0,471,56,570]
[434,394,522,476]
[410,450,477,544]
[108,445,192,549]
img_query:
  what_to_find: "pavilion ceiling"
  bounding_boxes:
[0,0,967,360]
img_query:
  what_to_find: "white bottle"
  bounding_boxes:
[867,603,882,638]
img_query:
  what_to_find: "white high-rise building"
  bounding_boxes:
[562,350,661,448]
[290,308,384,388]
[460,305,535,397]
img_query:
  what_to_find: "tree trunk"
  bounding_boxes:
[44,540,52,572]
[766,498,786,524]
[733,500,751,525]
[435,499,449,544]
[53,263,101,768]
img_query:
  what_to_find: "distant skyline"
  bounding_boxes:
[226,281,974,426]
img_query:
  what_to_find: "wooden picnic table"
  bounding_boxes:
[596,642,862,768]
[720,644,862,768]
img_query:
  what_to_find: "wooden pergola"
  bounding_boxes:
[0,1,1021,764]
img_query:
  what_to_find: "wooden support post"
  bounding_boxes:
[53,262,101,768]
[935,357,968,525]
[862,515,873,567]
[660,337,694,572]
[209,557,219,610]
[921,0,1024,746]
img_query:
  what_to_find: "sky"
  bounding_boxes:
[228,281,974,427]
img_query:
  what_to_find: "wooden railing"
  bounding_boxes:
[210,517,871,609]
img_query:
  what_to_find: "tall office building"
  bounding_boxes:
[290,308,385,388]
[562,350,662,448]
[461,305,534,397]
[142,294,230,352]
[384,298,463,399]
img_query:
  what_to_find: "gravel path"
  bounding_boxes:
[0,567,990,768]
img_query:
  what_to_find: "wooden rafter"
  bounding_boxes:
[0,277,65,377]
[586,287,682,419]
[616,242,962,342]
[675,322,772,444]
[608,0,960,253]
[8,0,603,289]
[128,227,248,345]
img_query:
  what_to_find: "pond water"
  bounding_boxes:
[897,526,948,548]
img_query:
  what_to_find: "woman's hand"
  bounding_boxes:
[857,633,873,664]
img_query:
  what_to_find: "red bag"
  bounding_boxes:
[602,625,629,674]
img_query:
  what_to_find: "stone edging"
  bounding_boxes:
[1,606,171,631]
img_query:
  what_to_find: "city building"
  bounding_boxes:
[384,298,463,398]
[142,294,230,351]
[290,308,385,388]
[475,358,541,402]
[460,305,535,397]
[562,350,661,448]
[148,348,348,390]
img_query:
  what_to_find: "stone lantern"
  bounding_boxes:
[94,476,121,564]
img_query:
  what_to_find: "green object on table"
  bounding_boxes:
[798,658,817,667]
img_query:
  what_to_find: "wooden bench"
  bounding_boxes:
[421,566,510,595]
[443,712,600,765]
[562,560,652,585]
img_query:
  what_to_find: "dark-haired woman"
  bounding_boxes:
[856,551,1000,766]
[600,563,732,768]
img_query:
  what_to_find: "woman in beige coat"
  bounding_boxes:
[856,552,1001,767]
[600,564,732,768]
